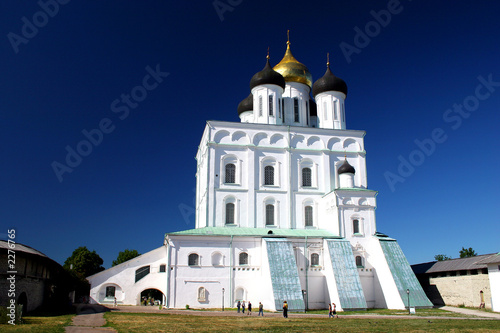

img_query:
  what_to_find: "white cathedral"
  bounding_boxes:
[88,39,432,312]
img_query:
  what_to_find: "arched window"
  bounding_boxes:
[239,252,249,265]
[305,206,313,227]
[105,286,116,297]
[269,95,273,116]
[265,204,274,225]
[225,163,235,184]
[188,253,199,266]
[353,219,360,234]
[225,203,235,224]
[294,97,299,122]
[282,99,285,122]
[311,253,319,266]
[259,95,263,116]
[356,256,363,267]
[302,168,312,187]
[264,166,274,185]
[135,266,150,282]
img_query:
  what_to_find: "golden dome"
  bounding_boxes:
[273,41,313,88]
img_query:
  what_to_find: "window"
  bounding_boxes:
[449,271,457,276]
[239,252,249,265]
[225,203,235,224]
[135,266,150,282]
[266,204,274,225]
[324,102,328,120]
[356,256,363,268]
[482,268,488,274]
[306,101,309,125]
[159,264,166,273]
[311,253,319,266]
[188,253,199,266]
[459,270,467,276]
[259,96,263,116]
[282,99,285,121]
[302,168,312,187]
[225,163,235,184]
[294,98,299,122]
[471,269,478,275]
[334,101,338,120]
[105,286,116,297]
[305,206,313,227]
[341,104,345,122]
[353,219,360,234]
[264,166,274,185]
[269,95,273,116]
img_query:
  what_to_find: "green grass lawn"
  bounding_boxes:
[0,314,73,333]
[307,308,473,317]
[104,312,500,332]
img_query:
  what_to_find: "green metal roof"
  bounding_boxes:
[166,227,339,238]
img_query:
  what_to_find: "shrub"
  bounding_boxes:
[185,305,190,309]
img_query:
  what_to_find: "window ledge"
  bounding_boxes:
[265,225,277,228]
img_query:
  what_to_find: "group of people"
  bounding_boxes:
[236,300,264,316]
[236,300,338,318]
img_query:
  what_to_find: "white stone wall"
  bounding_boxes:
[429,271,491,308]
[488,263,500,312]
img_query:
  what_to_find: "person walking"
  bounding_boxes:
[332,303,338,318]
[247,301,252,315]
[328,303,333,318]
[258,302,264,316]
[237,300,241,313]
[242,301,246,314]
[282,301,288,318]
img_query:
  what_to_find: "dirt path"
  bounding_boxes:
[65,304,117,333]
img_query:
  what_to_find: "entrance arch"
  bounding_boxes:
[139,289,165,306]
[18,292,28,314]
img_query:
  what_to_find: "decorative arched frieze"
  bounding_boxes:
[214,130,231,144]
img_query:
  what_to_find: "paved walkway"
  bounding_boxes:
[441,306,500,319]
[65,304,116,333]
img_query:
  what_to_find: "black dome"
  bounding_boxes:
[338,159,355,175]
[309,97,317,117]
[237,93,253,115]
[250,58,286,90]
[312,66,348,97]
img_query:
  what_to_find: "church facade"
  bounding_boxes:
[88,39,432,311]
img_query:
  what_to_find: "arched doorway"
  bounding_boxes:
[18,292,28,315]
[140,289,165,306]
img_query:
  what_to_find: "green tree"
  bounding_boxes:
[459,247,477,258]
[112,249,141,267]
[63,246,105,278]
[434,254,451,261]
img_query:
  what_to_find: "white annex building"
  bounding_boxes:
[88,38,433,312]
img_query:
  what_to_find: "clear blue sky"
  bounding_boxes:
[1,1,499,268]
